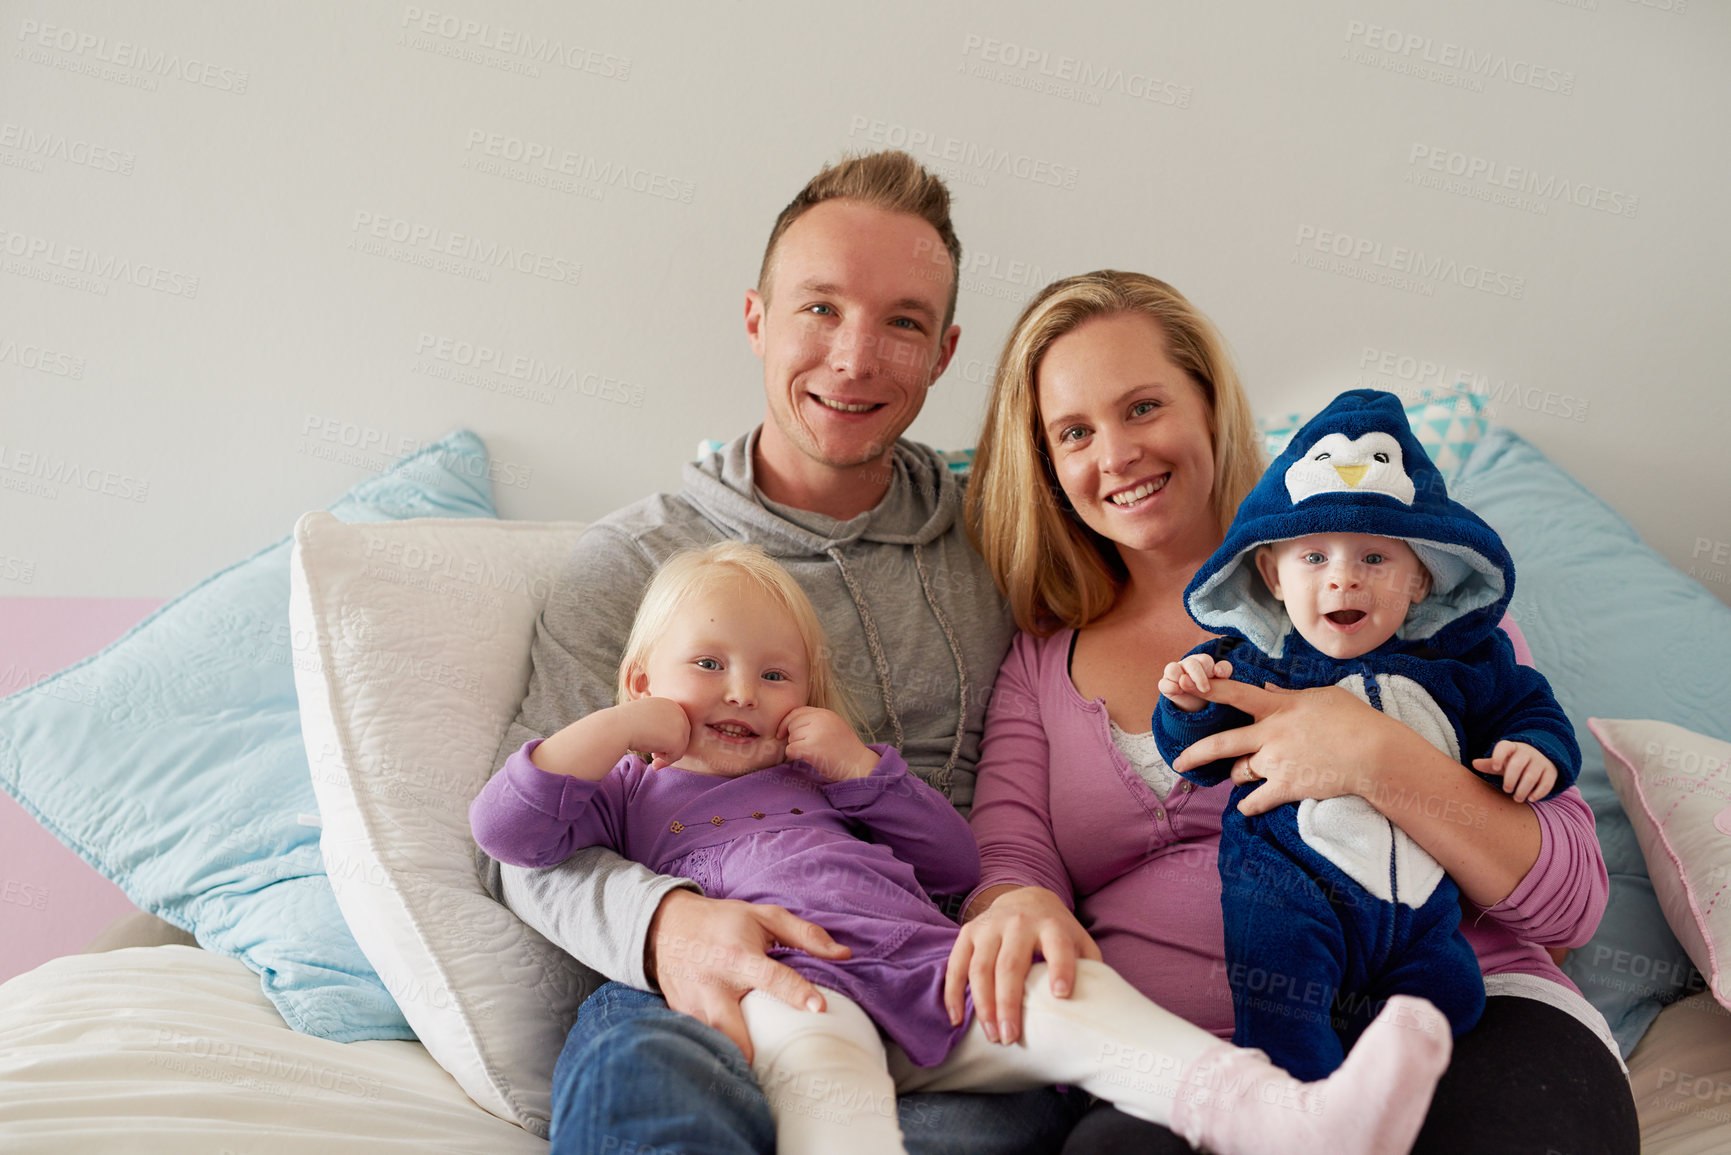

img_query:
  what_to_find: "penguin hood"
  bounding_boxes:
[1186,389,1513,659]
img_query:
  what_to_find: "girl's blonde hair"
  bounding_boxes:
[618,542,859,729]
[965,270,1264,635]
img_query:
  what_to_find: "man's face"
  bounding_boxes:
[746,199,960,477]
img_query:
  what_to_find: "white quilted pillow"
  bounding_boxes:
[289,512,593,1137]
[1593,717,1731,1012]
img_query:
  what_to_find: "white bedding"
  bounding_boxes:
[0,946,547,1154]
[6,944,1731,1151]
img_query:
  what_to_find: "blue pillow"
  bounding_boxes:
[1453,427,1731,1055]
[0,431,497,1042]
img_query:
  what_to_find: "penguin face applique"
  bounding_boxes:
[1184,389,1516,658]
[1284,432,1416,506]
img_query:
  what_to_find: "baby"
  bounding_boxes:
[473,540,1453,1155]
[1155,387,1580,1081]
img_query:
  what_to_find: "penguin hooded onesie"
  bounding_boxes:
[1152,388,1579,1080]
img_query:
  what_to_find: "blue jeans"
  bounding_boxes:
[551,982,1086,1155]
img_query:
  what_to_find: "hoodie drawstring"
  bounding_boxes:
[827,546,906,754]
[823,544,970,798]
[912,544,969,797]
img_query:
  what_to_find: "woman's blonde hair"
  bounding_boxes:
[966,270,1263,634]
[618,542,859,729]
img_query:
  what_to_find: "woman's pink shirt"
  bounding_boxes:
[966,623,1607,1039]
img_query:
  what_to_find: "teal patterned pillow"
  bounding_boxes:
[1258,388,1490,484]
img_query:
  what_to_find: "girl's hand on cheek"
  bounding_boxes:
[779,706,876,781]
[624,697,692,770]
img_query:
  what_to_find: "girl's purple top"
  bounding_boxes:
[471,742,978,1066]
[967,628,1610,1040]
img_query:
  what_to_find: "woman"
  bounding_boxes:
[949,270,1637,1153]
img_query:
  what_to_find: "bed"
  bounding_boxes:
[0,946,544,1154]
[3,405,1730,1152]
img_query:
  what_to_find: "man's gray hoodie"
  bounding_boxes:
[488,428,1015,990]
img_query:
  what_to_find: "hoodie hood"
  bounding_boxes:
[1186,389,1513,659]
[680,428,963,555]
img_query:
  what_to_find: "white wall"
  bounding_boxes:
[4,0,1728,605]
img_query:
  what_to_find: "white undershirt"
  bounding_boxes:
[1108,722,1181,800]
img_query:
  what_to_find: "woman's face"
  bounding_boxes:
[1036,312,1218,559]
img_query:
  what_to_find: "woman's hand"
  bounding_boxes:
[943,884,1101,1045]
[1172,680,1391,814]
[1175,677,1541,905]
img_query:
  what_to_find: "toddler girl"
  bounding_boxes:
[472,541,1451,1155]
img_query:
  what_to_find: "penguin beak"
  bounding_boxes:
[1334,464,1368,487]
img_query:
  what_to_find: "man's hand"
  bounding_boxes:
[1158,655,1233,713]
[780,706,877,781]
[645,888,850,1063]
[1474,740,1558,804]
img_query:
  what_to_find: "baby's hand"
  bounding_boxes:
[1158,656,1233,713]
[621,697,692,770]
[1472,740,1558,804]
[780,706,878,781]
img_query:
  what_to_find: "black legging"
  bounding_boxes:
[1060,995,1639,1155]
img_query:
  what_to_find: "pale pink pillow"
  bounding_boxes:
[1499,613,1533,667]
[1592,717,1731,1012]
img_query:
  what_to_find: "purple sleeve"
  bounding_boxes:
[964,635,1076,913]
[469,740,635,868]
[823,746,981,896]
[1469,785,1608,948]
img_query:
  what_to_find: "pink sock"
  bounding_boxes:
[1168,995,1451,1155]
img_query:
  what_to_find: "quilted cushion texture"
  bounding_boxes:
[290,513,592,1135]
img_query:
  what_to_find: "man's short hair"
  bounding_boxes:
[757,150,962,329]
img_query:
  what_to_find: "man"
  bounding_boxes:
[492,150,1079,1152]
